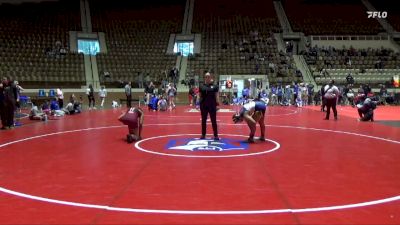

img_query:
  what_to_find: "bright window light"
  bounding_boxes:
[78,39,100,55]
[174,42,194,56]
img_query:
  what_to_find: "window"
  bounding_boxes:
[78,39,100,55]
[174,42,194,56]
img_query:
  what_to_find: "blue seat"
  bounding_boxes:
[48,89,55,97]
[38,89,46,97]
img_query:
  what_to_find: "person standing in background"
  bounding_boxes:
[99,86,107,108]
[0,81,5,129]
[86,84,95,110]
[125,82,132,108]
[199,72,220,140]
[324,80,340,120]
[166,83,176,109]
[56,88,64,109]
[2,76,18,129]
[137,72,143,89]
[320,83,327,112]
[144,82,155,107]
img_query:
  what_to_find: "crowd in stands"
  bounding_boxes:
[187,30,302,85]
[304,46,400,69]
[302,45,400,87]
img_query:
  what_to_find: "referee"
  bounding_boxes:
[199,72,220,140]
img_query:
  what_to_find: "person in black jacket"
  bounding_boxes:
[199,72,220,140]
[87,84,95,109]
[1,76,18,129]
[0,80,5,129]
[320,84,326,112]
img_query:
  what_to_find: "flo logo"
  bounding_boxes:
[367,11,387,18]
[166,138,248,151]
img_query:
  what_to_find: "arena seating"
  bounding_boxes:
[0,0,84,88]
[188,0,301,85]
[303,46,400,86]
[369,0,400,32]
[1,0,398,90]
[284,0,384,35]
[90,0,184,87]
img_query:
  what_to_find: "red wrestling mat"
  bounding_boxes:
[0,106,399,225]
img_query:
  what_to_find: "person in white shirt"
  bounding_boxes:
[98,86,107,108]
[324,80,340,120]
[56,88,64,108]
[157,95,168,111]
[29,105,45,120]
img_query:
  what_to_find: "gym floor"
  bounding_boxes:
[0,105,399,225]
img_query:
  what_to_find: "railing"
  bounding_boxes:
[311,35,389,41]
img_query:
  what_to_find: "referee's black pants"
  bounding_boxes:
[200,104,218,138]
[0,103,6,128]
[126,95,132,108]
[325,98,337,120]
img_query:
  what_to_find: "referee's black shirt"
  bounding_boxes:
[200,83,219,106]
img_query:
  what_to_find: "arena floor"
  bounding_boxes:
[0,105,399,225]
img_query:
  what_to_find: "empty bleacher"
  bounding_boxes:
[284,0,384,35]
[0,0,84,88]
[369,0,400,32]
[90,0,185,87]
[188,0,301,85]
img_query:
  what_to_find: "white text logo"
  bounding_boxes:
[367,11,388,18]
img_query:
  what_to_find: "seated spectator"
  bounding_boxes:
[63,101,81,114]
[295,69,302,77]
[112,100,120,108]
[59,47,67,56]
[29,105,46,121]
[158,95,168,111]
[346,73,354,86]
[42,101,51,115]
[148,94,159,111]
[385,92,395,105]
[50,99,65,116]
[63,102,74,114]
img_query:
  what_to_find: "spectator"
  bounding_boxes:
[157,95,168,111]
[99,86,107,108]
[29,104,46,121]
[166,83,177,109]
[56,88,64,108]
[1,76,18,129]
[86,84,95,109]
[125,82,132,108]
[323,80,340,121]
[137,72,144,89]
[346,73,354,86]
[144,82,155,107]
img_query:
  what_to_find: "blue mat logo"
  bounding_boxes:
[165,138,248,151]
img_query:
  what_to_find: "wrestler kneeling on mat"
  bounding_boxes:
[118,107,144,143]
[232,99,268,143]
